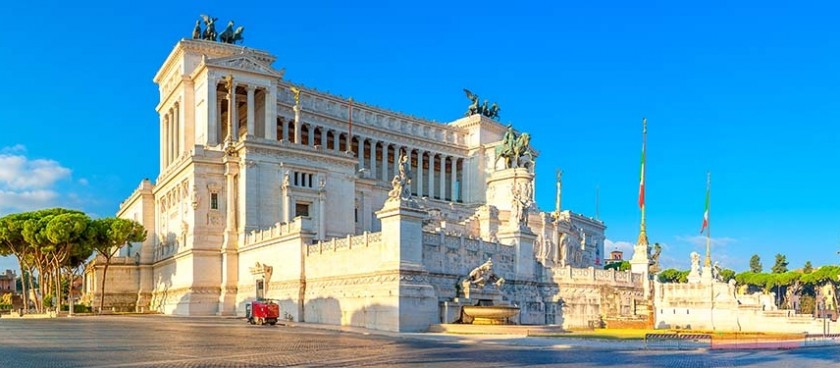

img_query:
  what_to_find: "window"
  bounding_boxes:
[210,193,219,210]
[295,203,310,217]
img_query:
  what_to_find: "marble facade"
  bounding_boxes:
[83,39,647,331]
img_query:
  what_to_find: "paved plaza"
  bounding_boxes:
[0,316,839,367]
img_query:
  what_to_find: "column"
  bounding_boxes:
[369,141,376,177]
[159,115,165,171]
[246,86,256,138]
[282,119,289,142]
[439,156,446,200]
[175,104,181,159]
[170,109,176,163]
[417,151,423,196]
[428,154,435,199]
[356,137,364,169]
[334,133,340,152]
[319,189,326,240]
[293,107,301,144]
[166,109,175,166]
[451,158,458,202]
[381,143,389,181]
[216,99,223,144]
[228,82,238,142]
[393,146,401,181]
[264,85,277,140]
[208,78,218,145]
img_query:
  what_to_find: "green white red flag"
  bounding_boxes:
[700,174,710,233]
[638,118,646,209]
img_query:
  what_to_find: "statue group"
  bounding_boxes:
[193,15,245,44]
[494,125,536,169]
[463,89,500,119]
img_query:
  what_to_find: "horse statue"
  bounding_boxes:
[232,26,245,44]
[219,21,235,43]
[192,20,202,39]
[512,132,535,166]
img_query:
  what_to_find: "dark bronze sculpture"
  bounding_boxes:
[463,89,500,119]
[192,20,202,39]
[200,15,219,41]
[219,21,245,44]
[193,16,244,44]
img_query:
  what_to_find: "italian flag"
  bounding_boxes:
[638,119,646,209]
[700,181,710,233]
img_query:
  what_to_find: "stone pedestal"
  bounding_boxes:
[498,228,537,280]
[376,200,426,270]
[485,168,534,213]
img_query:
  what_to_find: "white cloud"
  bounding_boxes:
[604,239,635,254]
[0,151,71,190]
[675,235,737,248]
[0,190,60,213]
[0,145,75,214]
[1,144,26,154]
[78,178,89,186]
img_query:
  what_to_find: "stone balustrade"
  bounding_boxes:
[242,216,313,247]
[553,265,641,287]
[307,231,383,256]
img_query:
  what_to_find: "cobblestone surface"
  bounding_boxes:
[1,316,840,367]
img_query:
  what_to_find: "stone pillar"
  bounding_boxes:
[216,99,223,144]
[357,137,364,170]
[450,158,458,202]
[159,115,165,171]
[318,186,326,240]
[228,82,238,142]
[264,85,277,140]
[282,172,290,223]
[416,151,424,196]
[439,157,446,200]
[293,106,301,144]
[166,111,172,165]
[246,86,256,138]
[382,143,389,182]
[207,78,218,145]
[428,154,435,199]
[334,133,340,152]
[218,154,240,315]
[393,146,401,181]
[498,228,537,280]
[376,201,426,270]
[369,141,377,177]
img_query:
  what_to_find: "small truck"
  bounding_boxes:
[245,300,280,326]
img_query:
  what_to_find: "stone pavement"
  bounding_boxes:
[1,315,840,367]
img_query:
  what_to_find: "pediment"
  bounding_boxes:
[207,55,284,78]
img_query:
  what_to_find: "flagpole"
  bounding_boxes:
[637,117,649,246]
[705,171,712,267]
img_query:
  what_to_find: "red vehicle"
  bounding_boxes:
[245,300,280,326]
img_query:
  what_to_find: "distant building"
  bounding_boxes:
[0,270,17,294]
[605,250,624,266]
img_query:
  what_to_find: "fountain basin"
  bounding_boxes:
[462,305,520,325]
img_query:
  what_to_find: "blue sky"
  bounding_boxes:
[1,1,838,273]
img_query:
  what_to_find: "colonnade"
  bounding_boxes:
[274,119,464,202]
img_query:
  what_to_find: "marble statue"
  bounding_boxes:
[387,152,413,202]
[465,258,505,289]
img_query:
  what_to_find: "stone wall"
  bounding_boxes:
[655,279,840,334]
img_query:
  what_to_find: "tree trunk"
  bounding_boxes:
[15,256,28,314]
[99,258,111,315]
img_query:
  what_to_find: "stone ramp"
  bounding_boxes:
[428,324,565,335]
